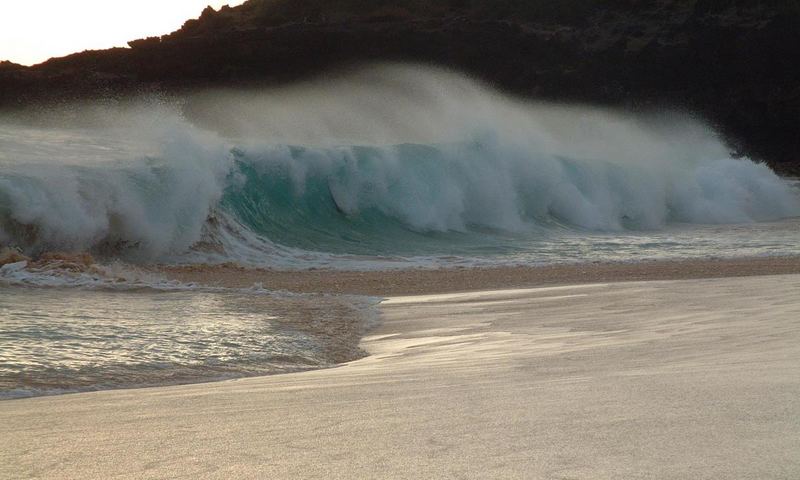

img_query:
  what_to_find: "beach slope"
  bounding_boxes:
[3,274,800,479]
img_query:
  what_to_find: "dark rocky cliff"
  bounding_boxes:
[1,0,798,174]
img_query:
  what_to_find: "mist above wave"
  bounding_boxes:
[0,65,797,263]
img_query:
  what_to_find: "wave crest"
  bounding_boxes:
[0,65,798,265]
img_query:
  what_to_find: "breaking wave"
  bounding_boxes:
[1,65,798,268]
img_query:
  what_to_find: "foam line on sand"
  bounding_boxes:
[3,274,800,478]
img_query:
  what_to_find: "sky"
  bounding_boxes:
[0,0,246,66]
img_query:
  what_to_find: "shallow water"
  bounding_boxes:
[171,214,800,270]
[0,287,374,399]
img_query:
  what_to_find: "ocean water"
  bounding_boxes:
[1,65,799,398]
[0,286,374,399]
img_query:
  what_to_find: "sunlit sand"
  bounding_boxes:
[3,273,799,479]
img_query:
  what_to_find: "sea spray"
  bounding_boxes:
[0,65,798,266]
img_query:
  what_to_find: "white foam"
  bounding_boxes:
[1,65,798,267]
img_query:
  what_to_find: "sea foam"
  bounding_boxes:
[0,65,797,266]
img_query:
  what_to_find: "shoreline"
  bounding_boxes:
[3,273,799,478]
[2,256,798,402]
[160,255,800,296]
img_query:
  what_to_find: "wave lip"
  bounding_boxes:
[1,65,798,267]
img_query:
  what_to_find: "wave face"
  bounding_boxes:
[1,65,798,267]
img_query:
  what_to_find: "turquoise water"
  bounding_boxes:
[211,147,800,265]
[2,126,798,268]
[1,76,799,268]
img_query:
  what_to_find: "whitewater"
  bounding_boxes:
[1,65,798,273]
[1,65,799,398]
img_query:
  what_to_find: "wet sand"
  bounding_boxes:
[3,270,800,479]
[161,255,800,295]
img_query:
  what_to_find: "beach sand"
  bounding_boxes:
[161,255,800,295]
[2,264,800,479]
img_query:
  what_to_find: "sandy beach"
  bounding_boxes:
[3,261,800,479]
[160,256,800,295]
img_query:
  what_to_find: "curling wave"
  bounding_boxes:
[1,65,798,267]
